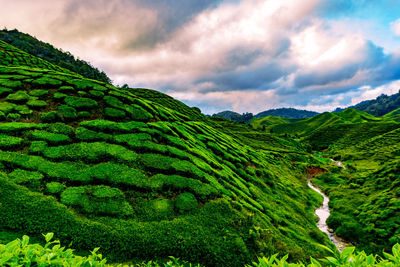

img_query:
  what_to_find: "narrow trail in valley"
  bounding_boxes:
[308,159,351,252]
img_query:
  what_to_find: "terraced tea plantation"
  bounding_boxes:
[0,40,335,266]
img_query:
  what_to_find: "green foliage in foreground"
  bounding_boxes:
[249,244,400,267]
[1,234,400,267]
[0,233,106,266]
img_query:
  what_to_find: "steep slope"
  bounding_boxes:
[334,91,400,116]
[255,108,319,119]
[0,39,76,75]
[0,40,331,265]
[0,29,111,83]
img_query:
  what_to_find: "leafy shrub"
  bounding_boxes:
[15,104,33,116]
[89,90,104,98]
[0,122,44,133]
[6,113,21,121]
[64,96,98,109]
[8,168,43,189]
[151,174,219,200]
[175,193,198,213]
[29,130,71,145]
[53,92,67,100]
[135,198,175,221]
[42,142,138,164]
[80,119,146,133]
[0,79,22,88]
[41,111,58,122]
[6,91,30,103]
[32,77,62,86]
[0,102,15,114]
[46,182,66,194]
[26,99,47,109]
[104,107,126,120]
[78,111,91,119]
[47,122,74,136]
[0,135,24,149]
[104,95,123,108]
[139,154,206,180]
[57,105,77,120]
[75,127,112,141]
[0,86,12,97]
[60,185,133,216]
[29,89,48,97]
[28,141,47,155]
[68,79,96,90]
[126,105,153,121]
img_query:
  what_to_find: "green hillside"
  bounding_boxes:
[250,116,295,129]
[383,107,400,121]
[0,29,111,83]
[266,109,383,137]
[0,40,335,266]
[246,105,400,257]
[254,108,318,119]
[335,91,400,116]
[302,117,400,254]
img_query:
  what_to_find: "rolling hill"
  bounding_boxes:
[0,39,334,266]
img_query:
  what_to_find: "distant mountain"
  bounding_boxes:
[212,110,253,123]
[255,108,319,119]
[0,29,111,83]
[334,90,400,116]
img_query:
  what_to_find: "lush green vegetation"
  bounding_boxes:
[335,90,400,116]
[212,108,318,124]
[0,29,111,83]
[1,234,400,266]
[1,30,399,267]
[0,39,336,266]
[254,108,319,119]
[251,105,400,257]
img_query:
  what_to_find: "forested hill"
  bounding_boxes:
[335,90,400,116]
[212,108,318,123]
[255,108,319,119]
[0,29,111,83]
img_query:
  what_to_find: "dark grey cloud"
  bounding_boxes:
[196,62,290,92]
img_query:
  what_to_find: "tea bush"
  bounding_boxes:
[64,96,98,109]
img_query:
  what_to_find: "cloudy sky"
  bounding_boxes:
[1,0,400,114]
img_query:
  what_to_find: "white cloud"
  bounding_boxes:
[390,18,400,36]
